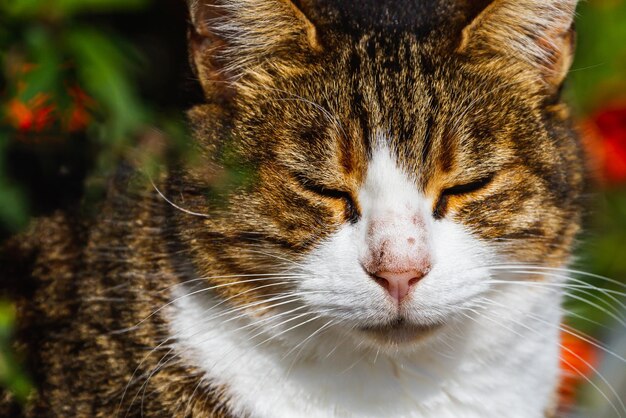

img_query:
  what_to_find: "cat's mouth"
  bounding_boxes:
[358,318,444,345]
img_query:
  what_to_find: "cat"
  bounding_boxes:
[0,0,587,417]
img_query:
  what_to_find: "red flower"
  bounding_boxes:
[582,105,626,185]
[65,85,94,132]
[558,329,600,410]
[6,93,55,133]
[4,63,93,136]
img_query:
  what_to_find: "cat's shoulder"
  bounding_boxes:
[1,211,85,297]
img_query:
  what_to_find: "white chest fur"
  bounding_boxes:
[170,285,562,418]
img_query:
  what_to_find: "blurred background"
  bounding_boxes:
[0,0,625,416]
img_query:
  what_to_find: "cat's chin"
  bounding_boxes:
[357,319,445,347]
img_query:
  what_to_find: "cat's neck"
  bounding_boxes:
[169,285,561,418]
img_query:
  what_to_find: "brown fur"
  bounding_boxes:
[1,0,586,416]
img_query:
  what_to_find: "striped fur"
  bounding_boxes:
[1,1,586,417]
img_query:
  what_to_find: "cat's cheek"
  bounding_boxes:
[403,218,496,316]
[296,224,395,319]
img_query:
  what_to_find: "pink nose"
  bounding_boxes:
[372,269,428,303]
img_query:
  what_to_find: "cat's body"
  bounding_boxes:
[2,0,586,417]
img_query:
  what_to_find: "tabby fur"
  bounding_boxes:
[1,0,586,417]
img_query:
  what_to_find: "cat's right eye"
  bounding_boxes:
[292,173,360,224]
[433,175,494,220]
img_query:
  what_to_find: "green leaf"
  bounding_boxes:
[65,27,148,144]
[0,133,28,231]
[0,0,150,19]
[19,26,63,102]
[0,0,45,18]
[568,1,626,114]
[0,301,33,404]
[56,0,150,15]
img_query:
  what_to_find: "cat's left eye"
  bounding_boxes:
[433,175,494,219]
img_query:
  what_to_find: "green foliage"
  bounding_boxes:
[0,301,32,403]
[568,0,626,113]
[65,27,151,167]
[1,0,148,19]
[0,0,182,403]
[0,132,28,232]
[563,0,626,335]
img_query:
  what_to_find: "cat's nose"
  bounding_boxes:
[361,216,432,303]
[371,269,429,303]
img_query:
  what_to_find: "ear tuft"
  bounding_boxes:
[188,0,321,101]
[458,0,578,89]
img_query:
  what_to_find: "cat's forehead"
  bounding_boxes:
[264,35,520,188]
[232,22,548,201]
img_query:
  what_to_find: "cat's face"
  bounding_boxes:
[179,0,585,349]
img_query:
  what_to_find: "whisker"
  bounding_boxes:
[150,178,211,218]
[115,279,298,334]
[282,318,337,361]
[159,272,307,294]
[486,285,612,332]
[249,310,341,352]
[117,338,175,416]
[492,278,625,320]
[479,291,626,364]
[485,280,626,326]
[122,347,174,418]
[243,248,307,269]
[472,298,626,417]
[173,289,334,338]
[488,265,626,290]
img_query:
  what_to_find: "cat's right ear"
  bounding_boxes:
[187,0,321,102]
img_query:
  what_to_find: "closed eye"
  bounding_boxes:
[292,172,360,224]
[433,174,494,219]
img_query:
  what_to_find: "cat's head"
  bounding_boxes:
[174,0,585,349]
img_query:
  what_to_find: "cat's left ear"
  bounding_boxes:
[457,0,577,91]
